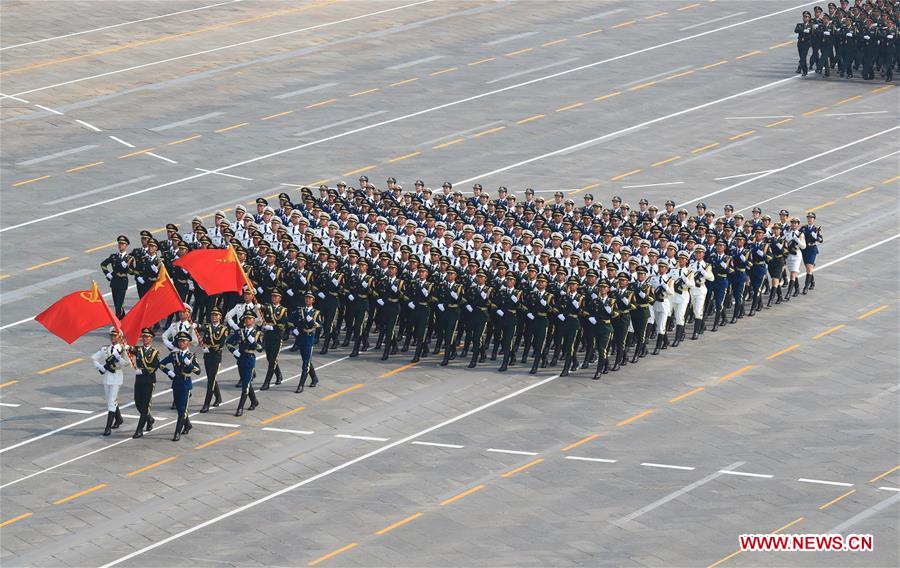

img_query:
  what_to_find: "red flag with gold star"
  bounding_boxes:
[174,244,253,296]
[120,264,185,344]
[35,281,121,344]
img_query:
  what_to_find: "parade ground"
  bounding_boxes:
[1,1,899,567]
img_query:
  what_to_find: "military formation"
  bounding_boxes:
[97,179,824,440]
[795,1,900,79]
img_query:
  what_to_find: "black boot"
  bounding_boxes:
[247,385,259,410]
[182,416,192,435]
[146,415,155,431]
[631,343,640,364]
[809,274,815,290]
[691,319,701,340]
[767,287,776,307]
[671,325,682,347]
[498,352,509,372]
[275,367,283,385]
[490,342,499,361]
[308,366,319,388]
[260,371,272,391]
[775,287,783,304]
[103,411,114,436]
[411,342,422,364]
[730,302,740,323]
[440,348,452,367]
[580,346,593,369]
[611,349,622,371]
[652,335,664,355]
[648,327,657,340]
[381,339,391,361]
[172,415,183,441]
[560,354,572,377]
[802,275,810,294]
[401,336,411,353]
[711,309,720,332]
[133,415,146,438]
[112,406,123,429]
[661,333,669,350]
[468,350,478,368]
[235,391,247,416]
[593,357,605,380]
[342,335,351,348]
[529,356,539,374]
[319,341,329,355]
[295,368,308,393]
[747,295,757,317]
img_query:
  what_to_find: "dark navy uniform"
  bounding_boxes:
[130,329,160,438]
[227,313,263,416]
[159,332,201,441]
[100,235,134,319]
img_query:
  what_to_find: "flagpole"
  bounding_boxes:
[94,280,137,369]
[228,243,264,318]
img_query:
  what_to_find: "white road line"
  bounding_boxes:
[262,427,314,435]
[674,136,759,168]
[486,448,539,456]
[486,57,580,84]
[0,403,21,408]
[100,373,565,567]
[456,76,798,185]
[0,0,242,51]
[735,149,900,212]
[622,181,684,189]
[679,128,900,208]
[4,3,811,232]
[0,269,94,306]
[576,7,627,22]
[818,235,900,273]
[272,82,337,99]
[410,441,464,449]
[725,115,794,119]
[0,93,30,103]
[146,152,178,164]
[335,434,390,442]
[484,31,537,45]
[878,487,900,492]
[108,135,135,148]
[621,64,693,88]
[191,420,240,428]
[713,169,773,181]
[798,478,854,487]
[386,55,444,70]
[11,0,437,98]
[16,144,98,166]
[151,111,225,132]
[719,470,774,478]
[641,462,696,471]
[293,110,387,137]
[194,168,253,181]
[45,175,157,205]
[33,104,63,115]
[823,110,888,117]
[74,119,102,132]
[828,493,900,533]
[680,12,745,31]
[421,120,507,145]
[565,456,618,463]
[40,407,94,414]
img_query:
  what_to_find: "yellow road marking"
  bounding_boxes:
[729,129,756,141]
[765,117,793,128]
[501,458,544,478]
[432,137,464,149]
[167,134,202,145]
[472,126,505,137]
[576,28,604,38]
[610,169,641,181]
[305,99,337,109]
[708,550,742,568]
[773,517,804,533]
[13,174,52,187]
[645,11,668,19]
[388,151,421,163]
[611,20,636,29]
[0,512,32,528]
[516,114,545,125]
[542,38,568,47]
[320,383,364,401]
[568,181,601,196]
[669,386,704,403]
[652,155,681,167]
[769,40,794,49]
[390,77,419,87]
[66,161,104,173]
[195,430,240,449]
[735,49,761,60]
[53,483,107,505]
[215,122,248,133]
[871,84,895,94]
[882,175,900,184]
[342,165,376,176]
[691,142,719,154]
[665,69,695,80]
[556,102,584,112]
[26,256,69,271]
[505,47,533,56]
[802,106,828,116]
[37,357,82,374]
[819,489,856,510]
[308,542,358,566]
[766,343,800,360]
[259,406,306,425]
[126,456,177,477]
[718,364,753,382]
[0,274,9,281]
[349,88,380,97]
[0,380,18,389]
[594,91,622,102]
[429,66,457,76]
[813,324,844,339]
[677,3,701,10]
[380,362,418,378]
[617,409,654,427]
[702,60,728,70]
[260,110,295,121]
[561,433,600,452]
[307,179,331,187]
[118,147,155,159]
[808,200,835,212]
[375,512,423,535]
[869,464,900,483]
[858,305,888,320]
[836,95,861,105]
[440,484,485,506]
[628,80,657,91]
[468,57,495,66]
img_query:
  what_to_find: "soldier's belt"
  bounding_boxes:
[734,268,746,272]
[637,303,651,308]
[599,319,611,325]
[386,298,400,303]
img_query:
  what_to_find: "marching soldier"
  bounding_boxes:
[92,327,127,436]
[801,212,823,294]
[159,331,201,441]
[315,255,343,354]
[377,261,405,360]
[493,272,521,372]
[346,258,375,358]
[290,292,322,393]
[649,259,675,353]
[434,267,465,366]
[557,277,584,377]
[611,273,634,371]
[688,245,714,340]
[747,228,772,316]
[590,280,617,378]
[628,266,654,363]
[708,240,733,331]
[199,307,227,412]
[409,266,434,363]
[100,235,135,319]
[260,289,288,390]
[130,328,160,438]
[729,234,750,322]
[465,269,492,368]
[525,274,554,374]
[227,311,263,416]
[670,252,691,347]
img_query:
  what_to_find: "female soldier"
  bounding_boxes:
[92,327,127,436]
[795,11,815,75]
[228,311,263,416]
[766,224,787,306]
[160,332,201,442]
[801,212,824,294]
[784,217,807,300]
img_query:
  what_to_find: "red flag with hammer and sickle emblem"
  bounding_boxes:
[174,244,253,296]
[120,264,185,344]
[35,281,121,344]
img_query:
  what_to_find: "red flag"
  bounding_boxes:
[120,264,185,344]
[35,281,120,344]
[174,245,252,296]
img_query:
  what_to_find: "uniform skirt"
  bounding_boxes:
[801,245,818,265]
[787,252,802,273]
[767,257,785,278]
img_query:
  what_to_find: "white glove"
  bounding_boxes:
[510,295,517,303]
[408,301,415,309]
[437,303,445,312]
[588,316,597,325]
[229,321,239,330]
[391,285,398,293]
[377,298,385,306]
[105,272,113,281]
[135,368,143,375]
[136,276,145,284]
[287,288,294,296]
[305,315,313,323]
[557,314,565,321]
[188,280,195,291]
[638,292,645,299]
[720,261,728,268]
[247,334,255,344]
[421,287,428,296]
[756,249,765,257]
[331,278,340,286]
[164,340,174,350]
[120,260,128,269]
[450,291,458,300]
[203,347,209,354]
[317,292,325,299]
[151,264,159,273]
[98,369,106,375]
[604,305,613,313]
[496,309,504,317]
[257,287,263,294]
[526,313,535,320]
[232,349,241,357]
[348,294,355,302]
[573,300,580,308]
[167,370,176,378]
[466,305,473,312]
[269,272,277,280]
[299,276,307,284]
[362,281,368,288]
[540,299,547,306]
[292,329,300,336]
[480,291,488,299]
[263,325,273,331]
[739,254,746,262]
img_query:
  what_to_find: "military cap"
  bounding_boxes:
[116,235,130,245]
[174,331,192,342]
[270,288,282,298]
[696,202,707,209]
[779,209,790,216]
[139,230,152,238]
[476,268,487,277]
[677,250,689,258]
[166,223,179,231]
[505,272,517,281]
[256,198,268,206]
[140,327,155,337]
[806,211,816,218]
[617,272,631,281]
[598,279,610,287]
[446,266,457,274]
[586,269,598,277]
[242,309,257,320]
[648,249,659,256]
[210,307,223,316]
[754,227,765,233]
[620,246,632,254]
[693,245,706,252]
[235,204,246,213]
[566,276,580,285]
